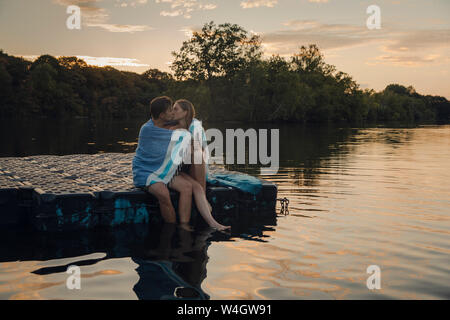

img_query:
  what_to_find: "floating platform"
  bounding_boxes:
[0,153,277,231]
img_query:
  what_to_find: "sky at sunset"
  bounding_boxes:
[0,0,449,98]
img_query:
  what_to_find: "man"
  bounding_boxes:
[132,96,193,225]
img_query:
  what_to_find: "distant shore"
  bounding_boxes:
[1,50,449,124]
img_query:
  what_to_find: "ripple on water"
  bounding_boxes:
[1,125,449,299]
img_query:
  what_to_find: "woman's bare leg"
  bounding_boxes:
[168,175,193,225]
[180,173,230,231]
[189,141,207,191]
[190,161,206,191]
[189,155,211,212]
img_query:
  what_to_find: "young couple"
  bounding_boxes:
[132,96,230,231]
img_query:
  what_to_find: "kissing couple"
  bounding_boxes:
[132,96,230,231]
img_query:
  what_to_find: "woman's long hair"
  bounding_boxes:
[174,99,196,129]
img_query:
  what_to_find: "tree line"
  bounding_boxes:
[1,21,449,123]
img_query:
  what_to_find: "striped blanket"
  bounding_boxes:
[132,120,191,187]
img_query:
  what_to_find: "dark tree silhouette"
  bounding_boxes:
[0,21,449,123]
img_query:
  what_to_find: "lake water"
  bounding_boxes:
[0,119,449,299]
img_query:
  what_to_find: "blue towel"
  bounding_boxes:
[207,171,263,195]
[133,120,191,187]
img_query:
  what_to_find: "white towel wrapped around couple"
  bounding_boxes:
[132,118,208,187]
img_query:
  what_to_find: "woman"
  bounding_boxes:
[169,99,206,187]
[168,99,230,231]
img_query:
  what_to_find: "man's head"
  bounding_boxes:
[150,96,174,121]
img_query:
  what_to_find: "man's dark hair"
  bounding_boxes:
[150,96,173,119]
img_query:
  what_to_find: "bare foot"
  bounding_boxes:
[179,223,194,232]
[211,223,231,231]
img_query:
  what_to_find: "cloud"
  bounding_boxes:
[360,83,370,89]
[178,25,202,37]
[21,54,149,68]
[201,3,217,10]
[371,54,441,66]
[86,23,153,32]
[372,29,450,66]
[382,29,450,53]
[160,10,183,16]
[155,0,217,18]
[115,0,148,7]
[261,20,450,68]
[54,0,152,32]
[76,55,150,67]
[54,0,108,24]
[262,20,384,55]
[240,0,278,9]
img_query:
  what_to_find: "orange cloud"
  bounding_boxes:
[21,55,150,68]
[156,0,217,19]
[240,0,278,9]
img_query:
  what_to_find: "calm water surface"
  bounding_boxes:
[0,119,449,299]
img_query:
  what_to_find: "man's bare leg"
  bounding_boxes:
[147,182,176,224]
[168,175,193,226]
[147,222,176,259]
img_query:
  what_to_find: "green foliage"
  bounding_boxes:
[372,84,441,123]
[167,23,448,124]
[0,50,163,119]
[171,21,262,81]
[291,44,336,76]
[0,21,449,123]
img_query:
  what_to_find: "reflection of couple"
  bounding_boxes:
[132,96,230,231]
[131,223,213,300]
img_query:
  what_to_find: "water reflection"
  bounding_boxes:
[0,119,142,157]
[1,119,449,299]
[0,220,275,300]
